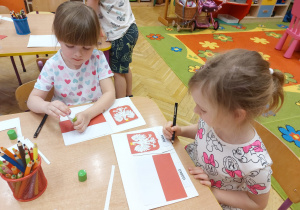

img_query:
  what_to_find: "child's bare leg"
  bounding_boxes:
[114,73,126,98]
[125,68,132,96]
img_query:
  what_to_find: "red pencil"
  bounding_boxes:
[29,148,33,160]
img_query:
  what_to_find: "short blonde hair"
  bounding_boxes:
[188,49,285,120]
[53,1,100,46]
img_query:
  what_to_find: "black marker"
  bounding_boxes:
[33,114,48,138]
[171,103,178,144]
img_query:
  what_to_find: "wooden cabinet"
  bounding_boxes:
[241,0,291,23]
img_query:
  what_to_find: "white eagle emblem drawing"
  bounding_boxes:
[113,107,136,122]
[130,134,158,153]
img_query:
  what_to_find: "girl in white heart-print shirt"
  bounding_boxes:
[163,49,285,210]
[28,2,115,133]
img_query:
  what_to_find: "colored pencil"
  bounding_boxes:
[17,161,33,198]
[0,152,25,173]
[11,166,19,175]
[15,155,24,168]
[3,160,13,169]
[25,152,31,165]
[12,148,22,159]
[29,148,33,160]
[17,141,27,168]
[0,147,15,160]
[33,143,38,163]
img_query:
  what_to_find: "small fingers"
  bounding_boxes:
[200,180,211,187]
[163,121,175,139]
[193,173,209,181]
[189,167,205,175]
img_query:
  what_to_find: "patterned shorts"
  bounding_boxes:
[110,23,139,74]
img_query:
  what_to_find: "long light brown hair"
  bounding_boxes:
[188,49,285,121]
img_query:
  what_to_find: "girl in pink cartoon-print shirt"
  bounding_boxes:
[163,49,285,209]
[28,2,115,133]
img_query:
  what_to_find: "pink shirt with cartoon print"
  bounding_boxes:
[185,119,273,210]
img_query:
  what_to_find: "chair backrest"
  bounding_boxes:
[0,5,10,14]
[32,0,69,12]
[15,80,54,112]
[253,121,300,205]
[289,0,300,35]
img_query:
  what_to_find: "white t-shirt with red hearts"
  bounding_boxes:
[34,49,113,106]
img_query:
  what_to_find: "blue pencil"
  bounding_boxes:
[0,152,25,173]
[14,154,25,168]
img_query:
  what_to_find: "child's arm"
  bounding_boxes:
[73,77,115,132]
[27,89,70,118]
[211,188,270,210]
[163,122,198,140]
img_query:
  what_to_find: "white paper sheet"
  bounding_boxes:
[0,17,13,22]
[60,98,146,146]
[0,117,23,140]
[111,126,199,210]
[27,35,60,47]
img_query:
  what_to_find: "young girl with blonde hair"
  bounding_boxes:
[163,49,285,209]
[28,1,115,133]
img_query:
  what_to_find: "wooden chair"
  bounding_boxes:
[0,5,10,14]
[15,80,54,111]
[253,121,300,210]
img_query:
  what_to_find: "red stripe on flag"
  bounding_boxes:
[59,114,106,133]
[152,153,187,201]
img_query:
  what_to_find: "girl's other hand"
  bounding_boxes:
[163,121,182,140]
[189,167,211,187]
[73,111,92,133]
[46,100,71,119]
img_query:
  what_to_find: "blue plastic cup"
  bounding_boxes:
[12,17,31,35]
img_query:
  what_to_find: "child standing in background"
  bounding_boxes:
[87,0,139,98]
[163,49,285,209]
[27,1,115,133]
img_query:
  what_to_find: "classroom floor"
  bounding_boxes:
[0,5,287,209]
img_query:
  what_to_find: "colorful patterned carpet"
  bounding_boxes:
[140,21,300,209]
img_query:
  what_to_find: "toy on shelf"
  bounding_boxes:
[194,0,226,30]
[172,0,198,32]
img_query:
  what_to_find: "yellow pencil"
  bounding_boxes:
[33,143,38,163]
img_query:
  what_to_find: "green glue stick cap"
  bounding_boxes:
[78,169,87,182]
[7,129,17,140]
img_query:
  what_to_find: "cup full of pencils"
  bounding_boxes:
[11,9,31,35]
[0,142,47,201]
